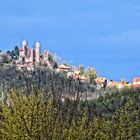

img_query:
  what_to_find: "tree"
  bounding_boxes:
[1,80,140,139]
[112,99,140,139]
[79,64,85,76]
[103,79,107,90]
[86,67,97,85]
[6,51,11,54]
[2,54,12,63]
[14,46,19,58]
[121,78,126,84]
[0,90,57,139]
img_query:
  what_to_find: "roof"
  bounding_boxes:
[95,77,108,83]
[75,75,86,80]
[108,81,118,87]
[133,78,140,83]
[59,64,70,69]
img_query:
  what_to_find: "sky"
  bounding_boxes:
[0,0,140,81]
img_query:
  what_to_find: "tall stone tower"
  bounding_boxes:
[22,40,27,57]
[35,41,40,64]
[30,48,34,63]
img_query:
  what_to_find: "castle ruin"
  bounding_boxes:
[16,40,51,70]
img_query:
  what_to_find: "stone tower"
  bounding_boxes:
[22,40,27,57]
[30,48,34,62]
[35,41,40,64]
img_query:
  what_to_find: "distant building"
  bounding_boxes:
[73,69,86,82]
[16,41,51,70]
[95,77,109,88]
[107,80,132,89]
[58,64,71,72]
[133,78,140,88]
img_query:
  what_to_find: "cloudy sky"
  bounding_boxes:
[0,0,140,81]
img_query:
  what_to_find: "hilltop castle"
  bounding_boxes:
[16,40,51,70]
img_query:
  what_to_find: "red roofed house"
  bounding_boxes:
[133,78,140,88]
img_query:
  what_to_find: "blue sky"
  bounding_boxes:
[0,0,140,81]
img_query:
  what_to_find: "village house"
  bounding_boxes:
[95,77,109,88]
[57,65,86,82]
[107,80,132,89]
[58,64,71,72]
[73,69,86,81]
[94,77,132,90]
[133,78,140,88]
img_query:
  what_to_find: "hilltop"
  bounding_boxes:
[1,40,140,92]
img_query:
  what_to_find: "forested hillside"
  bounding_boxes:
[0,66,140,139]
